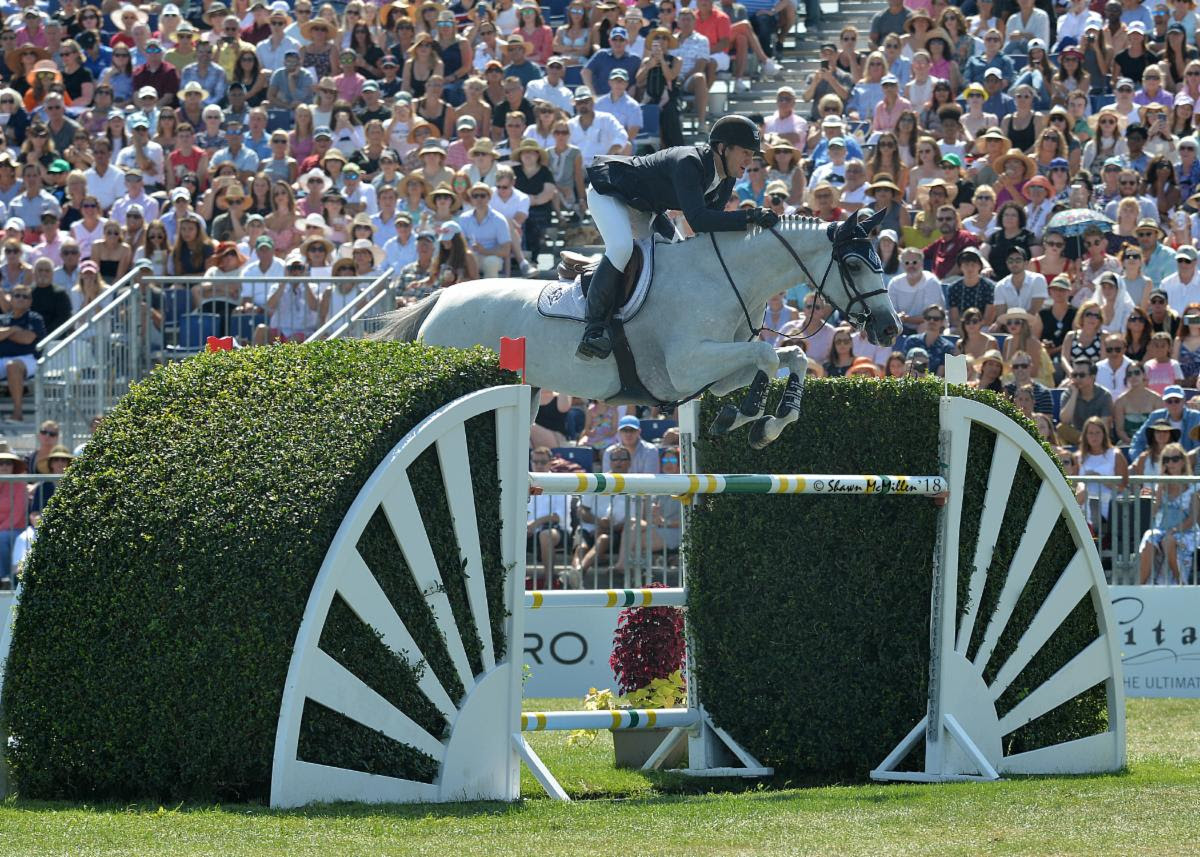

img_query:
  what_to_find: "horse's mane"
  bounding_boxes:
[671,213,827,245]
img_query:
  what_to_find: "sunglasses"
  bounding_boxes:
[1044,241,1064,248]
[1128,368,1144,376]
[1070,372,1088,378]
[1105,346,1124,353]
[1084,312,1103,319]
[1151,297,1167,303]
[1011,362,1031,369]
[924,315,945,322]
[1163,455,1185,463]
[1123,254,1141,260]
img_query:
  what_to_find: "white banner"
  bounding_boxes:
[522,609,621,700]
[1110,586,1200,697]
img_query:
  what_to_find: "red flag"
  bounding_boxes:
[499,336,526,383]
[206,336,237,352]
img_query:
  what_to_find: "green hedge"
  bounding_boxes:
[687,378,1107,780]
[2,341,514,801]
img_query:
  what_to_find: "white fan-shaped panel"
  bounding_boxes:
[931,397,1125,779]
[270,385,531,808]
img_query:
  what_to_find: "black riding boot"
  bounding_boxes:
[576,257,622,360]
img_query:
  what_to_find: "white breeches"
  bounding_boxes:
[587,185,654,270]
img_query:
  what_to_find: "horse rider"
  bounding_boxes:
[576,115,782,360]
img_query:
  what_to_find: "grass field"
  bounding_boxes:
[1,697,1198,856]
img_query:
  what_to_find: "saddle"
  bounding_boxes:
[558,244,645,304]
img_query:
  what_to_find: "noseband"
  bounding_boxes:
[709,220,887,341]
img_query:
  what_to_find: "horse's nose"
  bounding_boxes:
[877,320,899,346]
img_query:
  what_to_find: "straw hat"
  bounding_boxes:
[866,174,902,196]
[765,137,798,167]
[997,307,1039,327]
[401,173,430,195]
[409,31,436,56]
[1138,101,1170,125]
[5,44,48,76]
[406,118,441,143]
[179,80,209,101]
[0,440,26,473]
[996,147,1036,178]
[924,27,952,49]
[515,138,548,165]
[807,181,841,208]
[47,444,75,464]
[504,33,536,54]
[647,26,678,48]
[973,348,1005,372]
[350,211,375,233]
[300,17,338,40]
[1150,420,1184,442]
[346,237,386,267]
[469,138,496,157]
[905,9,932,31]
[426,182,459,208]
[299,234,336,257]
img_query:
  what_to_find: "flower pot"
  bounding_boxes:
[612,727,688,769]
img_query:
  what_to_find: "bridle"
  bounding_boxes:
[709,217,888,340]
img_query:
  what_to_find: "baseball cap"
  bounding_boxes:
[573,86,593,100]
[984,67,1003,79]
[313,126,333,140]
[1177,245,1199,261]
[828,136,846,148]
[255,235,274,250]
[362,80,379,92]
[821,115,844,128]
[456,115,477,131]
[881,73,898,85]
[417,229,436,241]
[609,68,629,81]
[959,247,984,264]
[1116,78,1135,91]
[906,346,930,363]
[609,26,629,39]
[171,187,191,202]
[129,112,150,129]
[618,415,641,430]
[1164,385,1185,400]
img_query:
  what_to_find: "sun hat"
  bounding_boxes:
[515,138,548,165]
[973,349,1005,372]
[207,240,247,268]
[299,168,331,194]
[997,147,1036,177]
[848,356,883,378]
[866,174,902,195]
[997,308,1039,327]
[0,440,27,473]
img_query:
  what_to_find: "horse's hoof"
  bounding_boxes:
[748,416,776,450]
[710,405,740,435]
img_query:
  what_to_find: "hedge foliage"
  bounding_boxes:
[687,378,1107,780]
[2,340,513,801]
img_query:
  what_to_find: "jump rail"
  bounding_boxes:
[530,473,948,496]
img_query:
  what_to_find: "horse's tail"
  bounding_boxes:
[370,292,442,343]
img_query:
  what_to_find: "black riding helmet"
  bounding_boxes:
[708,115,762,154]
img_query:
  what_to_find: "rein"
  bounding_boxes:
[708,224,888,342]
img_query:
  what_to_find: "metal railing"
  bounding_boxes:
[35,271,150,449]
[525,494,683,591]
[309,268,396,341]
[1067,474,1200,585]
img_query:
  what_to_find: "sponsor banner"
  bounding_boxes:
[524,587,1200,699]
[1111,586,1200,697]
[522,608,620,699]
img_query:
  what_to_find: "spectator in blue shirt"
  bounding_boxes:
[502,34,544,87]
[964,32,1015,86]
[900,304,957,376]
[457,182,511,277]
[583,27,642,96]
[982,68,1017,120]
[1130,385,1200,457]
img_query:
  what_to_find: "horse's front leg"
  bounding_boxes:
[749,347,808,450]
[666,340,780,435]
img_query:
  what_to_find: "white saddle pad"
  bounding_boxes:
[537,237,655,324]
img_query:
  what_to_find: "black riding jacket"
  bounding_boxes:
[587,144,750,234]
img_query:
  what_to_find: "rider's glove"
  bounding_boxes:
[747,207,780,229]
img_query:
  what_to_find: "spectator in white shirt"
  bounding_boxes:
[594,68,642,138]
[675,8,714,126]
[383,212,418,272]
[993,246,1048,330]
[525,56,574,115]
[256,253,320,344]
[240,234,285,311]
[567,86,629,163]
[110,171,161,226]
[1096,331,1135,396]
[888,246,945,333]
[1164,245,1200,309]
[84,138,125,211]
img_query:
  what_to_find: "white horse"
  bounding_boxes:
[377,209,899,447]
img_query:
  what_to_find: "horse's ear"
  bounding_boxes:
[858,207,886,234]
